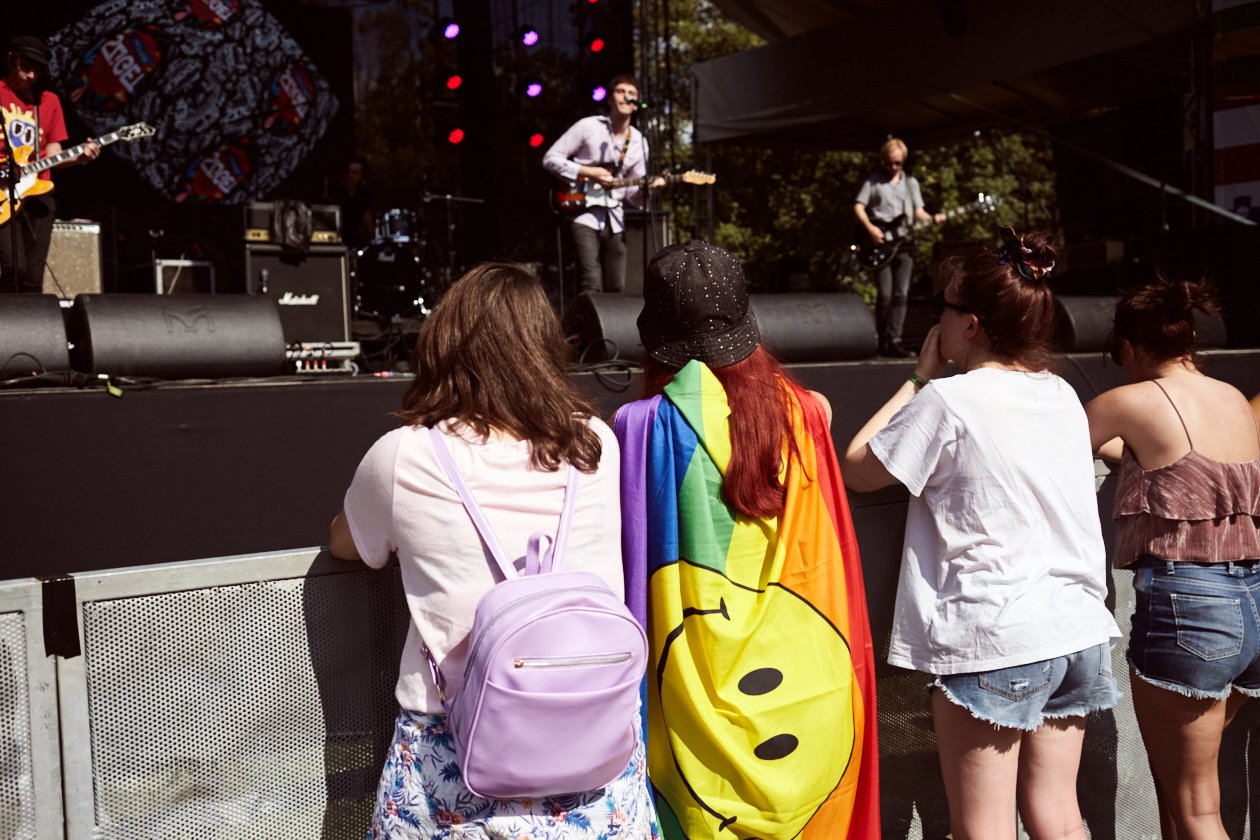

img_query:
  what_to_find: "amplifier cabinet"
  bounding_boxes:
[244,244,349,344]
[42,221,103,297]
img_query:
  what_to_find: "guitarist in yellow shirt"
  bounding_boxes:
[0,35,99,294]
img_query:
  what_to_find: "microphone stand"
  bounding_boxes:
[421,192,484,290]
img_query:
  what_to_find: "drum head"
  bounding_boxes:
[374,208,419,244]
[353,242,437,322]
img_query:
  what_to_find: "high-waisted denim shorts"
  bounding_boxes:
[931,643,1119,731]
[1128,556,1260,700]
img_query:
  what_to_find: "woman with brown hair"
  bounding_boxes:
[1086,277,1260,840]
[843,229,1119,840]
[330,263,657,838]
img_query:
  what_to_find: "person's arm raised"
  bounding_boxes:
[842,325,947,492]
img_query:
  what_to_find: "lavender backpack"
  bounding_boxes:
[425,427,647,799]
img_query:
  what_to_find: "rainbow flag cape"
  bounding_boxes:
[615,360,879,840]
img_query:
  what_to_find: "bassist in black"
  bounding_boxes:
[853,138,943,357]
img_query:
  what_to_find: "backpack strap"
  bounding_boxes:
[427,425,578,578]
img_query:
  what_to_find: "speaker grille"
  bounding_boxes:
[42,221,102,298]
[0,611,35,839]
[80,568,407,838]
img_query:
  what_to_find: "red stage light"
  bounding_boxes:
[446,74,463,91]
[529,133,545,148]
[588,36,605,53]
[448,128,465,144]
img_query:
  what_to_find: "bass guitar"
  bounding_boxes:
[852,192,1000,270]
[0,122,156,227]
[550,170,715,216]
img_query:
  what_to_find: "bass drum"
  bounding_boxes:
[353,241,438,323]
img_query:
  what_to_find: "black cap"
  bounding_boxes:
[6,36,50,70]
[638,239,760,368]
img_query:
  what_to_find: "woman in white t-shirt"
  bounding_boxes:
[330,263,657,839]
[842,230,1119,840]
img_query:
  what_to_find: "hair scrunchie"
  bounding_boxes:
[997,226,1055,282]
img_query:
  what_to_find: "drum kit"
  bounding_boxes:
[352,208,437,325]
[350,193,484,330]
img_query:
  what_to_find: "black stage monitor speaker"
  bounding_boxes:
[244,243,349,344]
[569,293,646,362]
[751,294,878,362]
[69,294,286,378]
[0,294,70,377]
[571,292,878,364]
[1054,295,1228,353]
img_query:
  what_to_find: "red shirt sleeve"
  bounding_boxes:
[39,92,69,147]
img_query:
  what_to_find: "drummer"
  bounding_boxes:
[324,154,374,250]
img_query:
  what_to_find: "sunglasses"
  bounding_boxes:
[931,290,971,318]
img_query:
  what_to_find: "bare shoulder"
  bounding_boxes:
[807,390,833,427]
[1252,391,1260,423]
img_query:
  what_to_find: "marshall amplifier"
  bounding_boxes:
[243,202,341,244]
[244,243,350,344]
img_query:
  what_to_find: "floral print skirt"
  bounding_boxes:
[368,710,659,839]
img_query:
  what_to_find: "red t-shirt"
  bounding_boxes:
[0,80,69,183]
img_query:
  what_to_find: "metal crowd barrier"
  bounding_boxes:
[4,470,1258,838]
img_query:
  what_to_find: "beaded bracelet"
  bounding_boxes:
[908,373,928,389]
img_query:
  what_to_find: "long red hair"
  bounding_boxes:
[641,346,808,519]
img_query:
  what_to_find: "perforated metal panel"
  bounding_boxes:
[64,554,408,839]
[0,579,61,839]
[0,611,36,839]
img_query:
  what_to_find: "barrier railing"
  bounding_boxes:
[7,469,1257,838]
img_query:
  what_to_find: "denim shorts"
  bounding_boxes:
[931,643,1119,731]
[1128,556,1260,700]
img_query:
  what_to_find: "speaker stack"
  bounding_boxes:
[244,244,350,344]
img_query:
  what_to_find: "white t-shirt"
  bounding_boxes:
[343,418,624,713]
[868,368,1119,675]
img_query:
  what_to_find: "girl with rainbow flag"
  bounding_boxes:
[615,240,880,840]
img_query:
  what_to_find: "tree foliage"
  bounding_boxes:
[645,0,1060,298]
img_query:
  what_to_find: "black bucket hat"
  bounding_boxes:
[6,36,51,70]
[638,239,760,368]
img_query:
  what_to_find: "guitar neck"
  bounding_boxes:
[21,131,120,176]
[605,172,681,189]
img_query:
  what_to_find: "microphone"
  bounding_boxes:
[626,97,650,111]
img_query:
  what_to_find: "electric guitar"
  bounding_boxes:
[0,122,156,227]
[852,192,1000,270]
[550,170,716,215]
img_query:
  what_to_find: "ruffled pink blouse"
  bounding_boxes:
[1113,448,1260,566]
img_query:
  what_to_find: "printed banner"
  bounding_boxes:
[49,0,339,203]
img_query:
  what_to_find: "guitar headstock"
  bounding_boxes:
[678,170,716,186]
[117,123,157,142]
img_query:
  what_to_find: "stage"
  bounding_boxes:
[5,351,1259,578]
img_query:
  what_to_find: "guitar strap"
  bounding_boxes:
[902,174,914,229]
[611,120,630,175]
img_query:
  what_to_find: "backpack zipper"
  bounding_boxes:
[513,651,632,669]
[463,585,622,684]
